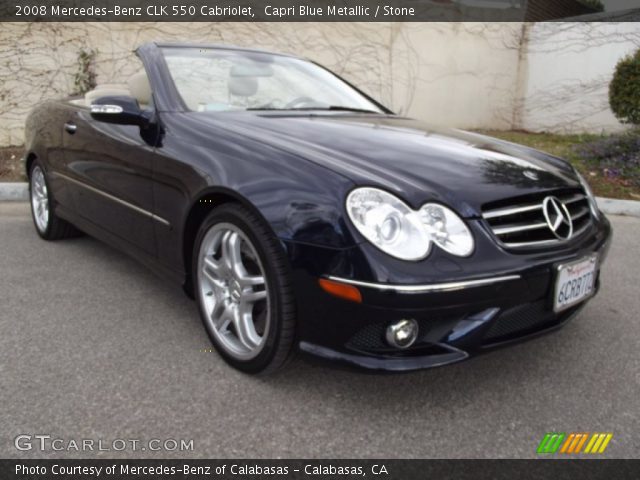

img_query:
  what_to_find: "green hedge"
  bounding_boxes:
[609,49,640,126]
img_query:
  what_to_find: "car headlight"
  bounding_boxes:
[346,187,474,261]
[346,188,431,261]
[418,203,474,257]
[575,170,600,220]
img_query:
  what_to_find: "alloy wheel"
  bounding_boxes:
[31,166,49,233]
[197,223,270,360]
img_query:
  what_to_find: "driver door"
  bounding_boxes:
[60,70,157,256]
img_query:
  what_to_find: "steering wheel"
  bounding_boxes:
[284,96,319,109]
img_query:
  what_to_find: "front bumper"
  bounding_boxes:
[285,216,612,372]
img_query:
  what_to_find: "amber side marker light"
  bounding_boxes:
[318,278,362,303]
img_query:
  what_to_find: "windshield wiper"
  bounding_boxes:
[246,106,383,114]
[323,106,383,114]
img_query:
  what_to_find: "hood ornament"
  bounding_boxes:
[542,196,573,240]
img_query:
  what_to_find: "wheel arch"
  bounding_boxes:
[181,186,285,293]
[25,152,38,178]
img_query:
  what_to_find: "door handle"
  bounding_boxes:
[64,122,77,134]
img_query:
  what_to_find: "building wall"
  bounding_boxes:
[0,22,520,146]
[391,22,522,130]
[0,21,638,146]
[518,22,640,133]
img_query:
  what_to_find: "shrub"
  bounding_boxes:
[609,49,640,126]
[574,130,640,187]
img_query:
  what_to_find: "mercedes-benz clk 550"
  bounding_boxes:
[24,42,612,373]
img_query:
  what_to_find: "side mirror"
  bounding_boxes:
[90,95,149,126]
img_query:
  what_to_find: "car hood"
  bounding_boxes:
[192,112,580,217]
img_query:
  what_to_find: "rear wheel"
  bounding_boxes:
[29,161,79,240]
[193,204,296,374]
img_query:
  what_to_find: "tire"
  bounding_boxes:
[192,203,296,374]
[29,160,80,240]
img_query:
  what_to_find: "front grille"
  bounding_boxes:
[482,190,593,249]
[483,300,554,342]
[484,300,582,344]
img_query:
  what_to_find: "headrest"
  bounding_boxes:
[127,71,152,106]
[228,76,258,97]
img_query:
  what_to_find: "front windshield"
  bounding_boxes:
[161,47,385,113]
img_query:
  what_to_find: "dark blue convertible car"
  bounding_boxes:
[24,42,611,373]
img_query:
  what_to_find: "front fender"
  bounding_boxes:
[166,114,360,249]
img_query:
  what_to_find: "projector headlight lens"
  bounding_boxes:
[346,188,431,261]
[419,203,474,257]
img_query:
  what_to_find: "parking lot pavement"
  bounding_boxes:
[0,202,638,459]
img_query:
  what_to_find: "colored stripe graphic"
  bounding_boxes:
[574,434,589,453]
[540,433,613,454]
[597,434,613,453]
[560,434,575,453]
[537,434,552,454]
[584,434,598,453]
[585,433,613,454]
[560,433,588,453]
[537,433,565,454]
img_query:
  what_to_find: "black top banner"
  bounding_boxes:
[2,459,640,480]
[2,0,640,22]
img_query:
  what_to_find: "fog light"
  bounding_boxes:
[386,319,419,349]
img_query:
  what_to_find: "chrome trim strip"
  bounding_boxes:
[502,221,592,248]
[483,204,541,219]
[54,172,171,227]
[503,238,560,248]
[493,221,548,236]
[570,206,590,221]
[571,221,592,238]
[325,274,521,293]
[483,194,586,221]
[561,194,586,204]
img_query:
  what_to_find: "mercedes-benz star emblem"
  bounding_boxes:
[542,196,573,240]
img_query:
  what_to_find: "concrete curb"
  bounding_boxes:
[1,182,639,218]
[595,197,640,218]
[0,182,28,202]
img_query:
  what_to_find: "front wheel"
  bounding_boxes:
[193,204,296,374]
[29,161,79,240]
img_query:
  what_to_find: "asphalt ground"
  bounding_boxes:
[0,202,638,459]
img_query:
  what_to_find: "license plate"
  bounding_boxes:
[553,254,598,312]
